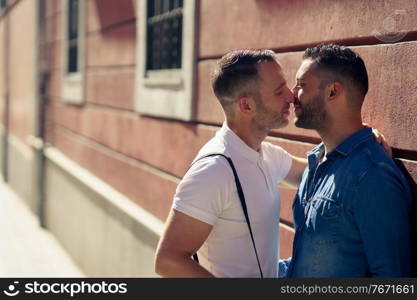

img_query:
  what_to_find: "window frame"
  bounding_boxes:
[135,0,196,121]
[61,0,85,104]
[0,0,7,15]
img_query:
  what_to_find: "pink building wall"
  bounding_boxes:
[1,0,416,263]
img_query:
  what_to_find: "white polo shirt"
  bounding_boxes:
[173,123,292,277]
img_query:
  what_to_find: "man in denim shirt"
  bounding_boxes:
[281,44,412,277]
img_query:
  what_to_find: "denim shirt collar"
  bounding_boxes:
[307,143,324,170]
[307,127,373,167]
[333,127,374,157]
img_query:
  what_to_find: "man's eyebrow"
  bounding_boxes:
[274,81,286,91]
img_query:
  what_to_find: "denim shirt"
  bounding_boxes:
[286,128,412,277]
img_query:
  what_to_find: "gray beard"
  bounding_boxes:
[253,96,288,132]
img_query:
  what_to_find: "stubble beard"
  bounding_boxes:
[253,97,288,132]
[294,93,327,131]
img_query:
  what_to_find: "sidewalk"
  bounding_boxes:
[0,180,84,277]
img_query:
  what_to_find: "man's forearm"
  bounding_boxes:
[281,156,307,188]
[155,254,215,278]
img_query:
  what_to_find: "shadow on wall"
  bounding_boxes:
[94,0,135,30]
[395,160,417,278]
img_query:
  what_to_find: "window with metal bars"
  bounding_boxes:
[136,0,195,120]
[67,0,79,73]
[146,0,183,70]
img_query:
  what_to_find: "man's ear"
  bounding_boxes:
[327,82,343,101]
[237,96,256,116]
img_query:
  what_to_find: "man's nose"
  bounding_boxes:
[291,85,298,95]
[286,88,295,103]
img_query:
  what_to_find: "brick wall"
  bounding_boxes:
[42,0,417,261]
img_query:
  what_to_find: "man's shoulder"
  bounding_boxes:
[342,143,411,209]
[351,140,396,170]
[185,154,234,183]
[195,134,228,157]
[349,141,408,187]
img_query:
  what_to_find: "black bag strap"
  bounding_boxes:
[191,153,264,278]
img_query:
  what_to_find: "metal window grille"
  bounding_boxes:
[67,0,79,73]
[146,0,183,70]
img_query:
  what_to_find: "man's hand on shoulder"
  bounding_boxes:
[363,123,393,157]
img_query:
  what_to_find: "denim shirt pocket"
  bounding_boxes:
[306,196,341,244]
[318,196,340,219]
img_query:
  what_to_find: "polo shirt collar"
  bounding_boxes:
[218,123,262,163]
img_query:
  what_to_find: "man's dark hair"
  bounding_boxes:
[212,49,276,118]
[303,44,368,107]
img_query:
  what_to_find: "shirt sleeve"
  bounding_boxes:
[263,142,293,182]
[278,257,292,278]
[352,164,412,277]
[173,156,234,226]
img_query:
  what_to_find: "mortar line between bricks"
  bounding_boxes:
[198,32,417,61]
[393,149,417,162]
[86,18,136,36]
[48,124,182,183]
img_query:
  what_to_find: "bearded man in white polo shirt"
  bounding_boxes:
[154,49,307,278]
